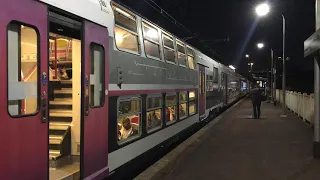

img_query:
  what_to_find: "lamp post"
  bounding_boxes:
[257,43,275,104]
[256,3,286,115]
[248,63,254,71]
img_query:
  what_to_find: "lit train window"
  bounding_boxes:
[162,34,176,63]
[165,94,177,124]
[113,5,140,54]
[187,47,195,69]
[118,97,141,143]
[142,22,160,59]
[89,43,105,107]
[146,95,162,132]
[189,91,196,115]
[179,92,187,119]
[177,41,187,67]
[7,23,39,116]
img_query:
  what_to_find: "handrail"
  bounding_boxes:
[54,36,58,79]
[21,63,37,82]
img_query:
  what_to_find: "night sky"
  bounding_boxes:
[115,0,316,92]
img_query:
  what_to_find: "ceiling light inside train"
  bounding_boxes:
[115,34,123,44]
[115,7,132,18]
[146,29,158,39]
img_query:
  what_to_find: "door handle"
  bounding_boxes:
[41,98,47,123]
[85,95,89,116]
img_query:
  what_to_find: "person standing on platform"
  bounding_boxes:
[250,85,263,119]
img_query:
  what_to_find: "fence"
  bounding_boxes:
[276,89,315,124]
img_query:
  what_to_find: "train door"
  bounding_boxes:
[199,65,206,118]
[82,20,109,179]
[0,0,48,179]
[222,73,228,105]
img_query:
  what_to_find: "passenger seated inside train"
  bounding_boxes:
[147,110,161,130]
[179,104,186,118]
[118,118,138,141]
[166,107,175,122]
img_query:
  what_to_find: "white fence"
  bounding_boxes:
[276,89,315,124]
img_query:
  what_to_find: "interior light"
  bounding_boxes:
[115,33,123,44]
[146,29,158,39]
[189,92,195,98]
[115,7,132,19]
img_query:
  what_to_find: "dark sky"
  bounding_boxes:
[116,0,316,91]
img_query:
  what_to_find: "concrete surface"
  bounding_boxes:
[139,98,320,180]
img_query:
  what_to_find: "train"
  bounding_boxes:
[0,0,251,179]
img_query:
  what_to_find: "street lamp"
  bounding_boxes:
[245,54,250,58]
[255,3,286,115]
[257,43,264,49]
[229,65,236,71]
[248,63,254,71]
[255,3,270,17]
[257,43,276,105]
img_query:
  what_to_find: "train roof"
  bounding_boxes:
[41,0,243,79]
[40,0,114,28]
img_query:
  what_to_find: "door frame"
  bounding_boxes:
[198,63,207,118]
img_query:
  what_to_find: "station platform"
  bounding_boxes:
[135,98,320,180]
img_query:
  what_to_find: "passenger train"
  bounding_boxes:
[0,0,250,179]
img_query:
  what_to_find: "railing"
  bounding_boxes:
[276,89,315,124]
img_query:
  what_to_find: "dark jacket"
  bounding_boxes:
[251,88,263,104]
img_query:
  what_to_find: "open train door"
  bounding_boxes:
[0,0,48,179]
[198,64,206,119]
[82,20,109,179]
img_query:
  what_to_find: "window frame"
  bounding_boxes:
[187,46,196,69]
[112,4,140,55]
[165,93,178,125]
[7,21,41,118]
[176,40,187,68]
[213,67,219,83]
[117,95,142,145]
[206,74,214,92]
[141,21,162,61]
[188,91,197,116]
[89,42,105,108]
[179,91,188,120]
[146,94,163,133]
[162,32,176,64]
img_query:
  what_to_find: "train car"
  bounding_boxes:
[0,0,248,179]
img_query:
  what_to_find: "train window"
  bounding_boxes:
[142,22,160,59]
[165,94,177,124]
[207,75,214,91]
[162,34,176,63]
[213,67,219,83]
[113,5,140,54]
[177,41,187,66]
[179,92,187,119]
[118,97,141,143]
[146,95,162,132]
[7,23,39,116]
[187,47,195,69]
[189,91,196,115]
[89,43,105,107]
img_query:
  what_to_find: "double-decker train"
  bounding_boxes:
[0,0,250,179]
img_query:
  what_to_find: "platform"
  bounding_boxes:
[135,98,320,180]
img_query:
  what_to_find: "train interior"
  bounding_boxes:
[48,19,82,180]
